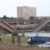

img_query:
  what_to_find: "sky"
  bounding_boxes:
[0,0,50,17]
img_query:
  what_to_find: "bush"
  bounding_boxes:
[12,30,18,36]
[0,38,1,41]
[29,16,35,20]
[22,32,25,36]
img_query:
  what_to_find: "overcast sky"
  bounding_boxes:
[0,0,50,17]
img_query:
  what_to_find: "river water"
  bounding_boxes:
[19,32,50,37]
[3,32,50,37]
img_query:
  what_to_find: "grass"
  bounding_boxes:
[1,36,11,42]
[0,36,28,43]
[20,36,28,41]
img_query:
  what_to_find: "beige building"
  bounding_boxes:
[17,6,36,20]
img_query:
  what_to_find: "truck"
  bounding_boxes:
[28,36,47,45]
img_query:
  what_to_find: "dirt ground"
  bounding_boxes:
[0,42,50,50]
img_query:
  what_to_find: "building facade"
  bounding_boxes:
[17,6,36,20]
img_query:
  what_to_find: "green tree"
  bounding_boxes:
[12,30,18,36]
[3,15,9,19]
[17,17,25,20]
[29,16,35,20]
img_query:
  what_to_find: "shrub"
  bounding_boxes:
[12,30,18,36]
